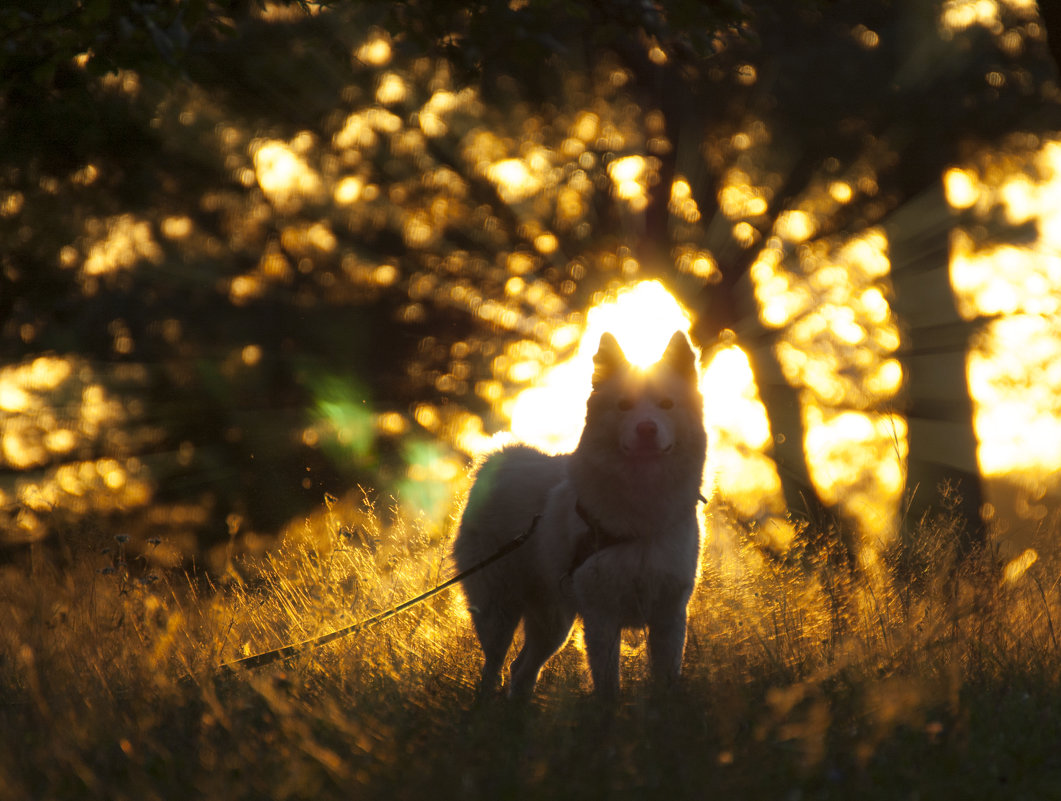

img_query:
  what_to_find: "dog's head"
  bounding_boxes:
[583,330,704,461]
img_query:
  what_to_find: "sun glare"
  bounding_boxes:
[504,281,692,453]
[947,136,1061,479]
[497,280,796,544]
[500,281,786,530]
[701,345,790,540]
[584,280,691,368]
[490,126,1061,547]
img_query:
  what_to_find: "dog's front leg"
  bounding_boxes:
[581,612,622,698]
[648,611,687,687]
[574,558,624,698]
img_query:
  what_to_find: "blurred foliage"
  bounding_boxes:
[365,0,749,90]
[0,1,322,96]
[1,0,1060,567]
[0,0,757,563]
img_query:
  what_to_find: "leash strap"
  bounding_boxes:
[218,513,541,674]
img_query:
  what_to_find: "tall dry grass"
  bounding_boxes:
[2,490,1061,800]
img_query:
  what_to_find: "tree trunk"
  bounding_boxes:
[886,185,987,554]
[689,259,842,560]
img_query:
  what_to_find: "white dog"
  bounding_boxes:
[454,331,708,698]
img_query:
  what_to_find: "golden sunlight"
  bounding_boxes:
[775,209,816,244]
[583,280,692,368]
[1003,547,1038,584]
[947,136,1061,479]
[487,156,546,203]
[670,178,703,224]
[82,215,163,276]
[803,408,907,540]
[504,280,692,454]
[701,346,789,539]
[941,0,1037,33]
[376,72,408,105]
[252,139,322,211]
[750,222,906,541]
[941,0,1003,32]
[356,33,393,67]
[497,281,788,534]
[608,155,651,212]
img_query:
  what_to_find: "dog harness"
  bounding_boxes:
[569,500,629,575]
[568,492,710,577]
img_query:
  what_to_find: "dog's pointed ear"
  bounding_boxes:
[661,331,698,380]
[592,332,628,388]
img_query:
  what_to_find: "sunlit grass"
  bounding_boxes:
[2,489,1061,799]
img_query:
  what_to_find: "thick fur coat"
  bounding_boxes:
[454,330,708,698]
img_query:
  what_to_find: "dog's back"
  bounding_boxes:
[454,444,565,571]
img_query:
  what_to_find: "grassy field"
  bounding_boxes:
[2,492,1061,801]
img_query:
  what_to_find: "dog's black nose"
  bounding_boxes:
[636,420,658,441]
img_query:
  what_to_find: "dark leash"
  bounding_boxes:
[216,514,541,674]
[217,487,708,674]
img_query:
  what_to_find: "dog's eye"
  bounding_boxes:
[618,398,634,411]
[658,398,674,410]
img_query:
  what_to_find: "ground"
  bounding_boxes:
[2,498,1060,800]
